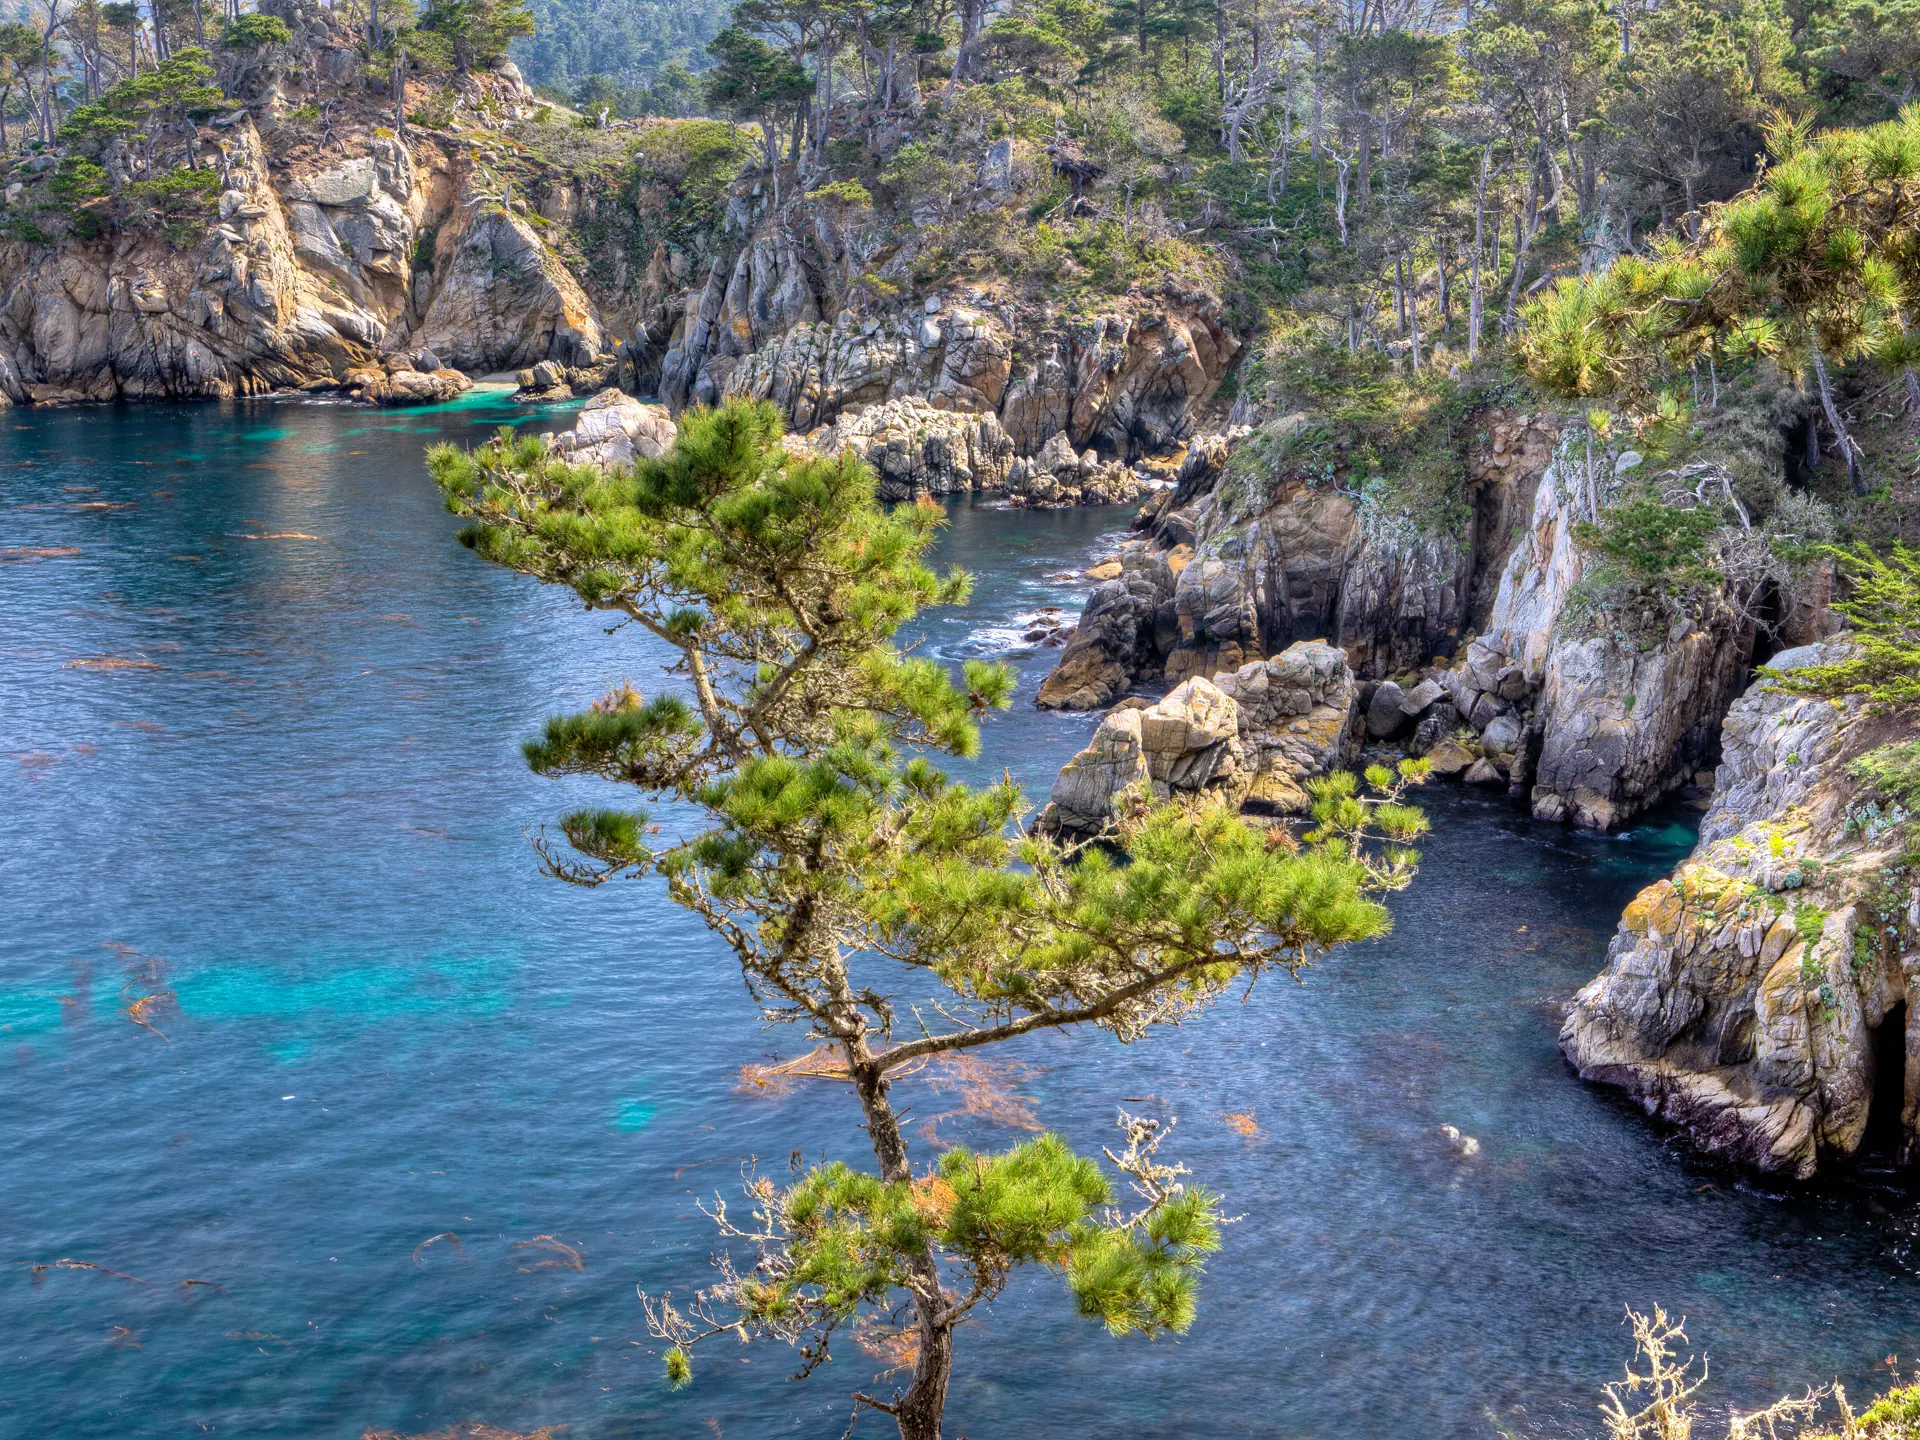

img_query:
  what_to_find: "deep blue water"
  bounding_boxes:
[4,392,1920,1440]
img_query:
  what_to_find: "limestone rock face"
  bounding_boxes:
[410,206,605,373]
[687,279,1238,462]
[1560,644,1920,1178]
[1526,615,1754,829]
[550,388,676,468]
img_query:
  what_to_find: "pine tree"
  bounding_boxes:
[1516,107,1920,494]
[428,401,1426,1440]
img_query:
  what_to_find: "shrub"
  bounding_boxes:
[220,13,291,48]
[809,178,873,209]
[122,166,221,245]
[627,118,749,198]
[1226,338,1490,542]
[1851,740,1920,807]
[1573,498,1725,585]
[880,140,965,209]
[1768,542,1920,711]
[48,157,108,205]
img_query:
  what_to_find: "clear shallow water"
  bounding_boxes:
[3,396,1919,1440]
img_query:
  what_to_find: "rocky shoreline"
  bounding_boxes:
[12,0,1910,1185]
[1010,393,1920,1180]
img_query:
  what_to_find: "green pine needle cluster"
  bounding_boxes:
[1766,542,1920,710]
[1517,107,1920,402]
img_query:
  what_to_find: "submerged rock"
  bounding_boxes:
[346,365,472,406]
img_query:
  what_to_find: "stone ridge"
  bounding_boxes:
[1560,644,1920,1178]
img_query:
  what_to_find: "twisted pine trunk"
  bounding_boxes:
[851,1054,954,1440]
[1812,351,1865,496]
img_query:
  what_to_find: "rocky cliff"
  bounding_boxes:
[0,37,612,404]
[1036,406,1560,710]
[1037,388,1838,832]
[1431,431,1760,828]
[0,13,1236,474]
[1561,644,1920,1178]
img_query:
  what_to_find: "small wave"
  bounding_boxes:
[945,607,1077,658]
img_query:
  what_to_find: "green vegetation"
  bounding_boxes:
[515,0,728,94]
[218,14,291,49]
[1225,341,1521,543]
[1814,1381,1920,1437]
[808,176,873,207]
[1769,543,1920,710]
[404,0,538,73]
[1560,489,1734,645]
[15,47,228,246]
[429,400,1427,1439]
[515,114,749,289]
[1852,740,1920,809]
[1517,108,1920,499]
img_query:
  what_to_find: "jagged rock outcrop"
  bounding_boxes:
[1212,641,1361,811]
[1036,547,1182,710]
[1525,618,1755,828]
[1434,432,1757,828]
[343,360,472,406]
[1036,641,1359,835]
[1139,677,1243,794]
[1038,409,1560,709]
[789,396,1147,506]
[798,397,1017,500]
[0,66,610,403]
[547,387,676,468]
[1036,704,1154,836]
[1037,678,1242,837]
[1561,644,1920,1178]
[0,10,1234,474]
[408,204,605,373]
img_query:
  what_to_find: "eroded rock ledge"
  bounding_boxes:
[1561,644,1920,1178]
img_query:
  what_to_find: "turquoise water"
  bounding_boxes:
[4,395,1919,1439]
